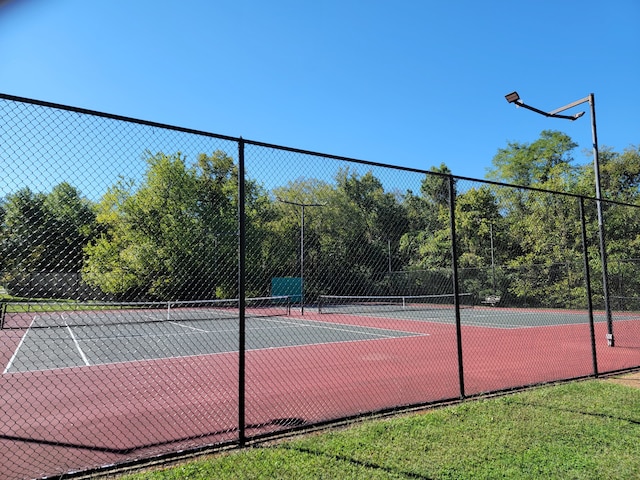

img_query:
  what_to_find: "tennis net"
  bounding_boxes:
[0,295,291,330]
[318,293,474,314]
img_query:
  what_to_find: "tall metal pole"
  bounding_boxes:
[490,223,496,295]
[277,199,324,315]
[505,91,614,346]
[589,93,614,346]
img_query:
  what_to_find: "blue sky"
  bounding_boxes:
[1,0,639,183]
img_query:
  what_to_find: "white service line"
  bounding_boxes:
[3,316,37,374]
[168,320,211,332]
[64,317,91,366]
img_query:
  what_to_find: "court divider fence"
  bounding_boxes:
[1,93,640,479]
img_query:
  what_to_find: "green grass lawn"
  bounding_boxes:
[119,379,640,479]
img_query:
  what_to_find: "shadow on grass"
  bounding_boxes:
[282,444,434,480]
[509,400,640,426]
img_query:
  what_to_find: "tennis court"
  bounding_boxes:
[316,292,627,329]
[2,297,425,374]
[321,304,621,329]
[4,293,635,374]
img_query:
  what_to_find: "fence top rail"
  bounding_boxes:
[2,92,638,210]
[0,92,239,143]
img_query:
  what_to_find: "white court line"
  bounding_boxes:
[64,316,91,366]
[3,316,37,374]
[168,320,212,332]
[257,317,428,338]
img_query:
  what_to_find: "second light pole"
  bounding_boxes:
[277,198,324,315]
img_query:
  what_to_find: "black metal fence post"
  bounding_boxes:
[580,197,599,376]
[449,175,465,398]
[238,138,247,445]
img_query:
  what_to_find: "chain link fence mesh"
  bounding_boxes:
[1,94,639,478]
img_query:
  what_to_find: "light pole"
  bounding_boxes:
[505,91,614,346]
[277,198,324,315]
[490,222,496,295]
[476,218,496,295]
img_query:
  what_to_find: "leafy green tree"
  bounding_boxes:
[603,145,640,203]
[580,145,640,303]
[487,130,579,188]
[265,169,410,299]
[420,163,453,207]
[571,145,640,204]
[264,178,333,301]
[486,131,596,307]
[44,182,97,272]
[455,186,500,267]
[83,150,267,301]
[332,169,408,294]
[0,183,96,296]
[1,188,48,290]
[399,164,453,271]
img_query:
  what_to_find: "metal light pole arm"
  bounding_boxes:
[547,95,590,115]
[588,94,602,201]
[514,100,581,121]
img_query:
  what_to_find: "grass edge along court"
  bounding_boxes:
[117,378,640,480]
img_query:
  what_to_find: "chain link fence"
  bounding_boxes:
[1,93,639,479]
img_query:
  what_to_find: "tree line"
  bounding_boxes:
[1,130,639,308]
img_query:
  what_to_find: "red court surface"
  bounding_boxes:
[1,309,639,479]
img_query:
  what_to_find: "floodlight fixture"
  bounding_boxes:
[505,91,520,104]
